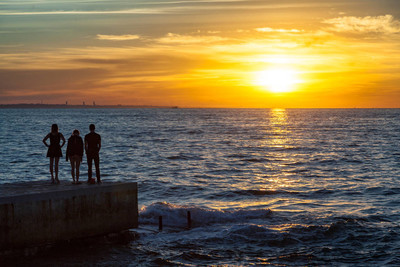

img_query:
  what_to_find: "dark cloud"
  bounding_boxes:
[74,53,199,72]
[73,59,129,65]
[0,68,108,94]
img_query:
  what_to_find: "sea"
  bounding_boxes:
[0,108,400,266]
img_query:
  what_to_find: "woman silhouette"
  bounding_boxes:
[43,124,65,184]
[66,129,84,184]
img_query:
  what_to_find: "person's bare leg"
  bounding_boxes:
[94,155,101,183]
[54,157,60,184]
[87,156,93,182]
[70,158,75,183]
[75,158,81,183]
[50,157,55,183]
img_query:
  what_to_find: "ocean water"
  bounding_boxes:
[1,108,400,265]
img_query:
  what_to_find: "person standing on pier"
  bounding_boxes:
[85,124,101,184]
[43,124,65,184]
[66,129,84,184]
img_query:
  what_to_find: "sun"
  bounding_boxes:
[254,67,300,93]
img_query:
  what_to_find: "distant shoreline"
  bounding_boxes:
[0,104,399,109]
[0,104,179,109]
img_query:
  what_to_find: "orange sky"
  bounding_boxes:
[0,0,399,107]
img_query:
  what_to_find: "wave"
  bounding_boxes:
[28,152,42,156]
[364,186,386,193]
[227,153,247,159]
[187,130,204,135]
[166,154,204,161]
[226,216,395,249]
[226,189,334,198]
[234,189,300,196]
[9,160,29,164]
[139,205,396,256]
[150,138,170,143]
[139,202,272,227]
[383,187,400,196]
[242,158,269,163]
[227,154,271,162]
[227,224,301,247]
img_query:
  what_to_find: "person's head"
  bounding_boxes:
[89,124,95,132]
[73,129,80,136]
[51,124,58,133]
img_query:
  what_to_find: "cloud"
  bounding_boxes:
[0,0,330,18]
[324,15,400,34]
[157,33,230,44]
[0,8,167,16]
[97,34,140,41]
[255,27,303,33]
[0,68,108,95]
[0,44,24,48]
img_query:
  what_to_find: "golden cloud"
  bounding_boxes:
[324,15,400,34]
[255,27,303,33]
[97,34,140,41]
[157,33,231,44]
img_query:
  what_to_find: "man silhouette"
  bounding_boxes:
[85,124,101,183]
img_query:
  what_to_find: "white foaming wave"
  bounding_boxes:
[139,202,272,227]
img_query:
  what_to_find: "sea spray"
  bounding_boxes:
[139,202,272,227]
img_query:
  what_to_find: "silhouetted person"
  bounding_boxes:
[85,124,101,183]
[43,124,65,184]
[66,129,84,184]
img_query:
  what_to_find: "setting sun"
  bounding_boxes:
[254,68,301,93]
[1,0,399,108]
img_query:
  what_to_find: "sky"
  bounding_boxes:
[0,0,400,108]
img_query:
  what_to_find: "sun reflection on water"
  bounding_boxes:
[255,108,298,198]
[214,109,302,211]
[268,108,290,149]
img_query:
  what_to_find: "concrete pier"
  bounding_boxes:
[0,182,138,250]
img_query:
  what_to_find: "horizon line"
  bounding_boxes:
[0,103,399,109]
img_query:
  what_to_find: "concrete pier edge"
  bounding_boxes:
[0,182,138,251]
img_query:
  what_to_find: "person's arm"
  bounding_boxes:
[79,137,84,162]
[98,136,101,152]
[42,134,50,147]
[66,140,70,161]
[60,133,66,147]
[84,136,88,154]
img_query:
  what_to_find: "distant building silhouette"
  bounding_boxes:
[83,101,85,106]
